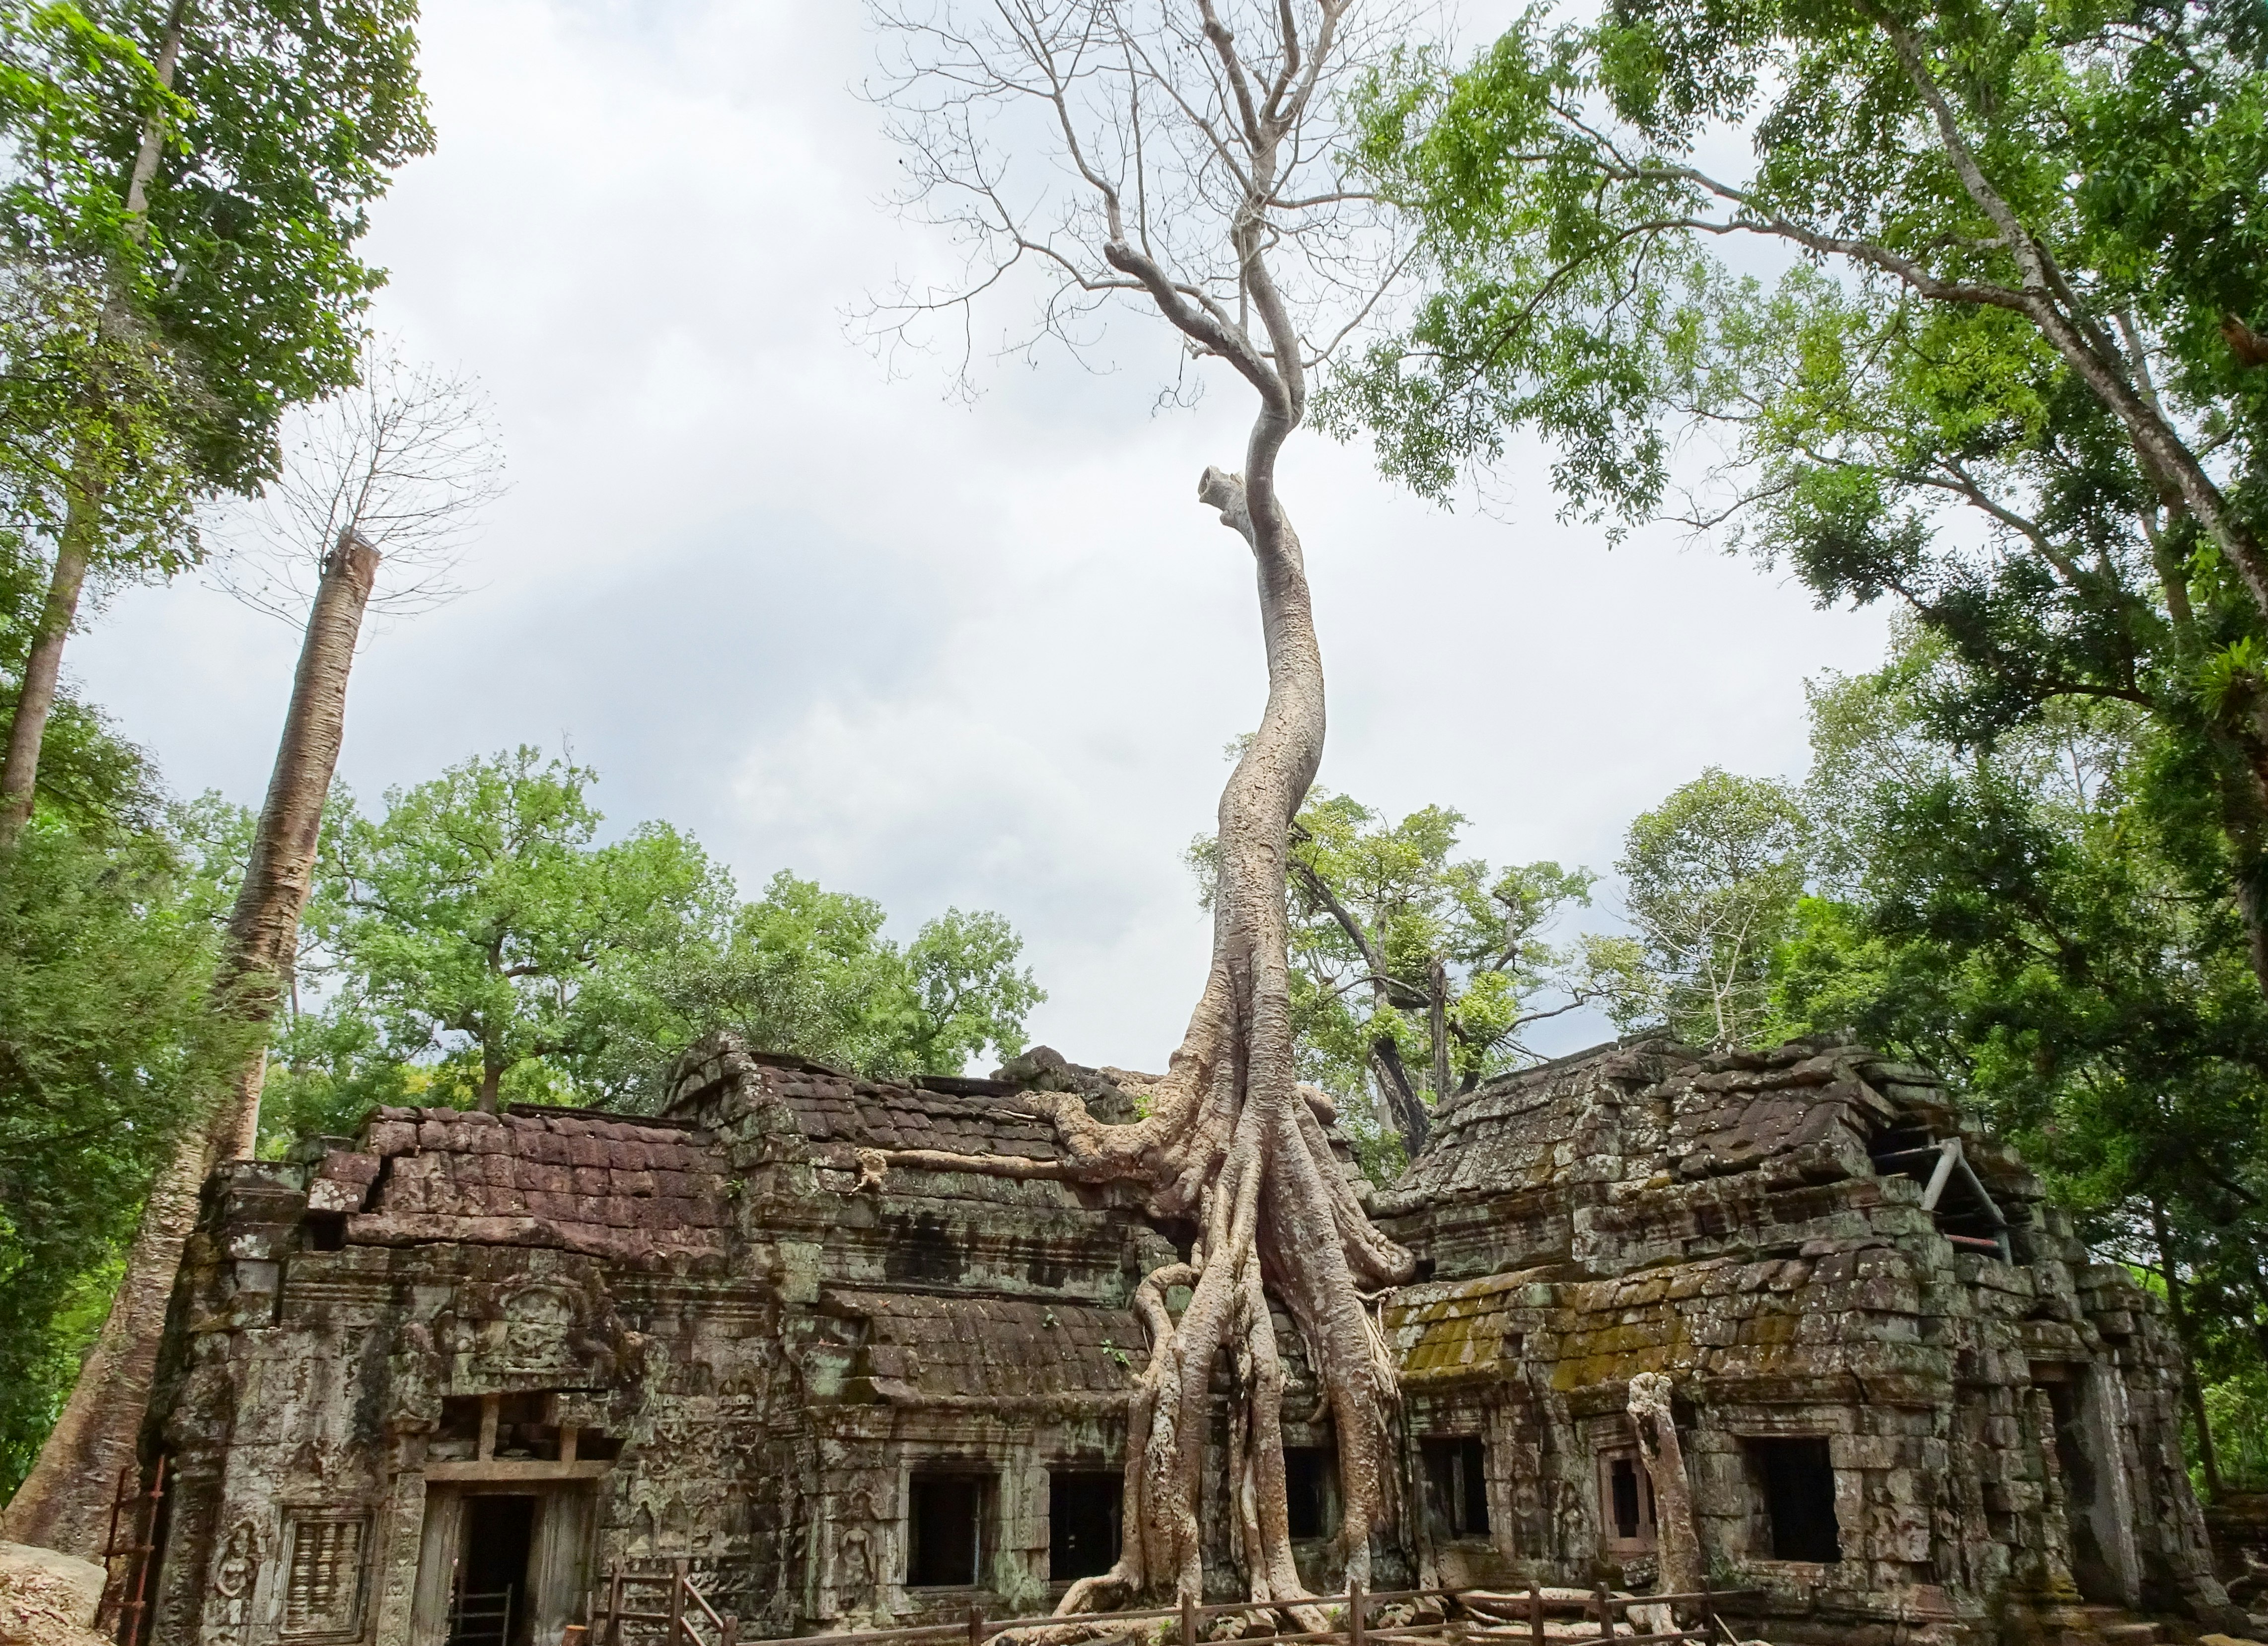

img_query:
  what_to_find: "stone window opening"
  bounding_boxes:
[280,1513,369,1641]
[1595,1447,1656,1558]
[1283,1447,1340,1541]
[1420,1436,1491,1541]
[907,1473,994,1589]
[1869,1126,2011,1260]
[1048,1471,1122,1584]
[1743,1437,1840,1564]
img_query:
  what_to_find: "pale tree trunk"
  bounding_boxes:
[0,531,376,1555]
[1627,1373,1702,1620]
[0,0,188,857]
[874,142,1416,1609]
[210,531,380,1154]
[0,474,101,851]
[887,461,1414,1609]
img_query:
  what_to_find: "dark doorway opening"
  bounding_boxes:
[450,1495,535,1646]
[1049,1472,1121,1582]
[908,1474,990,1588]
[2039,1369,2120,1602]
[1420,1437,1491,1539]
[1284,1447,1339,1541]
[1746,1437,1840,1564]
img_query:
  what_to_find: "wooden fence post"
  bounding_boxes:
[1182,1590,1198,1646]
[1529,1583,1544,1646]
[1350,1580,1366,1646]
[1594,1581,1611,1645]
[671,1558,687,1646]
[968,1602,985,1646]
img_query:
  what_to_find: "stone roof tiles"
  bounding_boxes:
[768,1069,1065,1160]
[1391,1037,1941,1207]
[823,1288,1146,1404]
[315,1104,733,1266]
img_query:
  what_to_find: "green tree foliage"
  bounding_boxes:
[1589,769,1811,1048]
[0,0,433,534]
[0,0,434,854]
[261,749,1045,1141]
[1767,635,2268,1483]
[1342,0,2268,592]
[1335,0,2268,1001]
[1196,789,1594,1169]
[0,736,253,1500]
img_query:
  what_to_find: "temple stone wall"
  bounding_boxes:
[134,1033,2233,1646]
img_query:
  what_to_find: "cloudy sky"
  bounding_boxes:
[73,0,1889,1070]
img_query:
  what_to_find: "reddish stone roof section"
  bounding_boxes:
[310,1104,733,1266]
[664,1039,1069,1164]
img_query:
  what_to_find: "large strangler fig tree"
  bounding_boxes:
[867,0,1417,1612]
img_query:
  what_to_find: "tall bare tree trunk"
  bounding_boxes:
[0,0,188,857]
[0,531,376,1555]
[210,531,380,1154]
[875,275,1416,1610]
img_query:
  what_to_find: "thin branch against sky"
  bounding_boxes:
[212,338,507,627]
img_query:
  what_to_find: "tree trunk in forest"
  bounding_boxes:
[0,0,188,857]
[0,530,376,1554]
[1427,956,1451,1111]
[0,1132,205,1557]
[2143,521,2268,1007]
[1294,858,1431,1155]
[1369,1039,1429,1155]
[874,443,1414,1611]
[2150,1203,2222,1500]
[862,1,1402,1607]
[209,531,380,1156]
[0,475,101,852]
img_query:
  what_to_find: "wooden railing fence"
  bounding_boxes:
[581,1560,741,1646]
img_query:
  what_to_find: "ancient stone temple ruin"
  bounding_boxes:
[133,1033,2237,1646]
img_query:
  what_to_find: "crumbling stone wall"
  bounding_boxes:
[1379,1037,2233,1646]
[136,1032,2229,1646]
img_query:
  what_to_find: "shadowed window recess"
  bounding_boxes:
[1596,1446,1657,1557]
[908,1473,993,1588]
[1421,1436,1491,1540]
[1048,1472,1121,1583]
[1283,1446,1340,1541]
[1746,1437,1840,1563]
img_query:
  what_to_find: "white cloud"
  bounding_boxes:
[69,0,1889,1071]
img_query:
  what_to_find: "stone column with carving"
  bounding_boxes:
[1628,1374,1703,1618]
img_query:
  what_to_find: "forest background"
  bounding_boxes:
[8,0,2268,1541]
